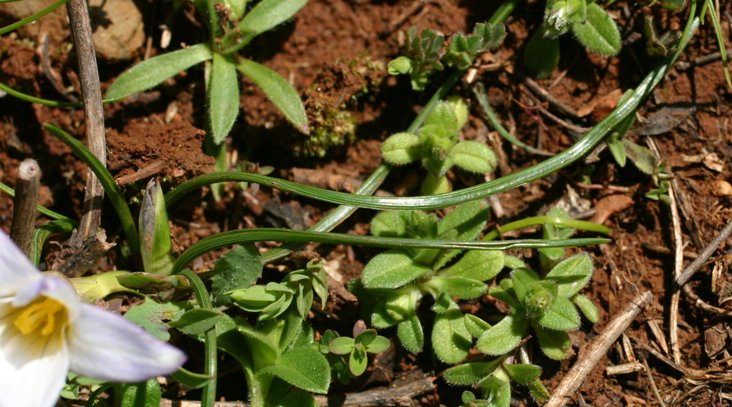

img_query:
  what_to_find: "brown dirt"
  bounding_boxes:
[1,0,731,405]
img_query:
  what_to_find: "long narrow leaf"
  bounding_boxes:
[0,181,75,222]
[208,53,240,144]
[235,57,309,134]
[171,228,608,274]
[44,124,140,259]
[238,0,307,37]
[105,44,213,101]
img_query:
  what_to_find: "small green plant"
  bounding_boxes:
[381,97,497,194]
[523,0,621,78]
[388,23,505,90]
[353,201,505,363]
[320,328,390,381]
[104,0,310,144]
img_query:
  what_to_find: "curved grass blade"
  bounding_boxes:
[167,51,694,212]
[483,216,610,241]
[105,44,213,101]
[171,228,608,274]
[0,181,75,222]
[0,82,81,108]
[44,124,140,259]
[234,57,308,134]
[180,269,217,407]
[0,0,68,35]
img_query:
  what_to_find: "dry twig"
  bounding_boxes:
[66,0,107,245]
[10,159,41,256]
[544,291,653,407]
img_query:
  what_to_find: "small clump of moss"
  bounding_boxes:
[292,56,385,158]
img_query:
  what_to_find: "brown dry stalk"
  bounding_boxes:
[9,159,41,256]
[66,0,107,245]
[544,291,653,407]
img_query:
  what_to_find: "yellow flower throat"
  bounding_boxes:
[14,297,67,336]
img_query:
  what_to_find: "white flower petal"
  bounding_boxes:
[0,231,40,296]
[68,303,186,382]
[0,321,69,407]
[12,276,80,321]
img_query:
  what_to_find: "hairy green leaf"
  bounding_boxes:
[443,359,501,385]
[170,308,222,336]
[238,0,307,37]
[573,293,599,323]
[450,141,497,174]
[120,379,161,407]
[546,253,593,297]
[425,277,486,299]
[432,306,472,363]
[476,315,528,356]
[571,3,621,56]
[464,314,491,338]
[503,363,541,384]
[362,250,432,289]
[235,57,309,134]
[533,323,572,360]
[208,53,240,144]
[397,315,424,353]
[537,294,580,331]
[106,44,213,100]
[124,299,184,341]
[381,132,421,165]
[328,337,355,355]
[261,346,331,394]
[439,249,504,281]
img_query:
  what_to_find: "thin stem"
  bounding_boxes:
[10,159,42,256]
[66,0,107,245]
[180,270,217,407]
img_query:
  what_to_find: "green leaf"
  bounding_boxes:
[537,294,580,331]
[464,314,491,338]
[546,253,594,297]
[105,44,213,100]
[476,315,528,356]
[124,299,184,341]
[170,308,223,336]
[503,363,541,384]
[478,375,511,407]
[328,336,355,355]
[208,53,240,144]
[622,139,658,175]
[443,359,501,385]
[439,250,504,282]
[450,141,497,174]
[370,211,407,237]
[138,180,175,276]
[571,3,621,56]
[425,277,486,300]
[119,379,160,407]
[354,329,377,347]
[432,306,472,363]
[365,335,390,353]
[362,250,432,289]
[238,0,307,37]
[523,29,560,79]
[433,200,490,270]
[533,323,572,360]
[381,132,421,165]
[607,136,627,167]
[397,314,424,353]
[573,293,599,323]
[235,57,309,134]
[349,342,368,376]
[510,268,541,303]
[261,346,331,394]
[211,245,263,306]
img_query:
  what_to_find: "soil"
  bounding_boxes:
[1,0,731,406]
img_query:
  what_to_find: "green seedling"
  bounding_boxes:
[320,328,390,381]
[476,253,598,360]
[105,0,310,144]
[353,201,505,363]
[388,22,505,90]
[381,97,497,194]
[446,358,550,407]
[523,0,621,78]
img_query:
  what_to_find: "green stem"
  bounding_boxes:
[483,216,610,241]
[0,82,81,108]
[180,270,217,407]
[0,181,75,222]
